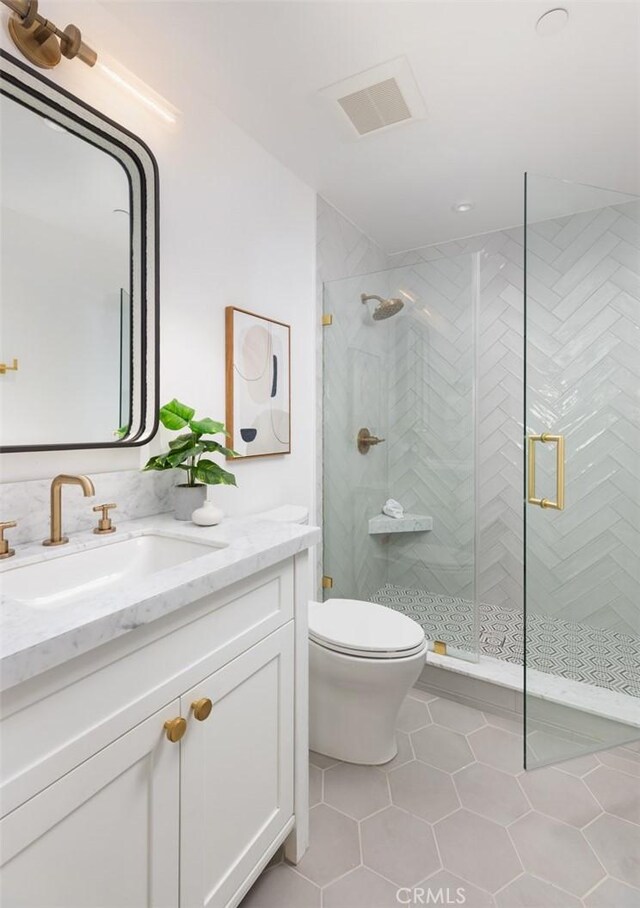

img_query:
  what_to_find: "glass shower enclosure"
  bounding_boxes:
[524,174,640,767]
[322,254,479,661]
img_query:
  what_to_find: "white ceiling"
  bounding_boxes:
[110,1,639,252]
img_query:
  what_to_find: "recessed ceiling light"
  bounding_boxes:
[452,201,474,213]
[536,8,569,37]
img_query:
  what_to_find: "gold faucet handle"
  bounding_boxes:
[0,521,17,559]
[92,503,117,535]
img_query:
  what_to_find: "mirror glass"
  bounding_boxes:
[0,53,158,451]
[1,96,132,446]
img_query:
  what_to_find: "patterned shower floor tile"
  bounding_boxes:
[372,584,640,698]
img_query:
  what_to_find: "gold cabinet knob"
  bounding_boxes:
[164,716,187,743]
[191,698,213,721]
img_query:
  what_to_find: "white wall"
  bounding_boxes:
[0,2,316,518]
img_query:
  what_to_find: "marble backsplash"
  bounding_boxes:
[0,469,176,546]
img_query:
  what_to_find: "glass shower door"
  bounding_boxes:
[322,259,478,661]
[524,173,640,767]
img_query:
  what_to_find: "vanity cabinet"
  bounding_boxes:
[1,699,181,908]
[0,556,309,908]
[180,625,294,907]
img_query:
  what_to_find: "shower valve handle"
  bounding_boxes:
[357,428,386,454]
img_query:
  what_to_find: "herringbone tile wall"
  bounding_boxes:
[384,258,475,604]
[318,196,639,648]
[390,200,640,637]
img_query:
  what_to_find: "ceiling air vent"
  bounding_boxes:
[337,78,412,135]
[319,56,426,138]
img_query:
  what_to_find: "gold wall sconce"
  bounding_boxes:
[0,358,18,375]
[2,0,97,69]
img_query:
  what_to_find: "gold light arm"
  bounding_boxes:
[527,434,565,510]
[2,0,97,69]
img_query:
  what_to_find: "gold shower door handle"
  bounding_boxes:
[527,434,565,510]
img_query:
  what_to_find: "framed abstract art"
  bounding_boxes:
[225,307,291,458]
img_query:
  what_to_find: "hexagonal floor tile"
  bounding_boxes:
[324,762,390,820]
[389,760,459,822]
[598,748,640,777]
[519,766,601,827]
[408,687,438,703]
[484,712,522,734]
[240,864,321,907]
[429,698,486,734]
[584,877,640,908]
[454,763,528,825]
[397,696,431,733]
[495,874,581,908]
[411,724,474,772]
[434,809,522,893]
[585,765,640,824]
[309,763,322,807]
[583,813,640,888]
[322,867,399,908]
[468,726,524,774]
[419,870,494,908]
[361,805,440,887]
[510,812,605,896]
[295,804,360,887]
[554,752,600,777]
[381,731,414,770]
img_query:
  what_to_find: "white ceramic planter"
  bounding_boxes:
[173,484,206,520]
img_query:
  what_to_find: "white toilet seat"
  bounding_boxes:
[309,599,426,660]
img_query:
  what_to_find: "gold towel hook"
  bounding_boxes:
[0,358,19,375]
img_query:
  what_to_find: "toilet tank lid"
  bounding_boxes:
[254,505,309,524]
[309,599,425,654]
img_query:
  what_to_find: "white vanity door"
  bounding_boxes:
[180,624,295,908]
[0,699,181,908]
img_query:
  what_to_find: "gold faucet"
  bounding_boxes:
[43,474,95,546]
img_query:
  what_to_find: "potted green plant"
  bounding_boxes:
[143,399,237,520]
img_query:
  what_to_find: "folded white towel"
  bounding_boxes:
[382,498,404,519]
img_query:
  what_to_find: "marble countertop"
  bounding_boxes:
[0,514,320,691]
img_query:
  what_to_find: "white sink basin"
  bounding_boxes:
[0,533,224,609]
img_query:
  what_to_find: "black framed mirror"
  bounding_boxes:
[0,50,159,451]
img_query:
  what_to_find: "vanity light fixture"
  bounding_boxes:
[452,200,475,213]
[2,0,97,69]
[97,55,179,126]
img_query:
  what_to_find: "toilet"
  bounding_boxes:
[309,599,427,764]
[253,505,427,766]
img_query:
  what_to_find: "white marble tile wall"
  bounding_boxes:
[0,469,175,546]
